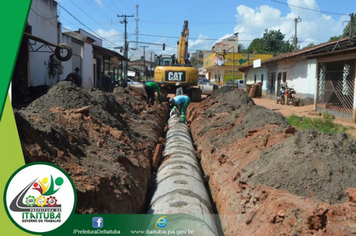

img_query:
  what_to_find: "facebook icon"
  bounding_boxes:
[92,217,104,228]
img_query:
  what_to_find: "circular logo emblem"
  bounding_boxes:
[4,162,77,234]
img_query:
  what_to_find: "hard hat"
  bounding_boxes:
[169,98,174,103]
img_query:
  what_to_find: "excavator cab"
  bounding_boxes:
[155,55,176,67]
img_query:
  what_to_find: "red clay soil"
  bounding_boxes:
[188,86,356,236]
[14,81,169,214]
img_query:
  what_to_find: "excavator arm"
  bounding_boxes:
[177,20,189,65]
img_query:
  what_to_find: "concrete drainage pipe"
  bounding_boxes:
[148,114,218,236]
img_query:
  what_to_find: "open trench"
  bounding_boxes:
[147,114,223,236]
[145,87,356,236]
[15,83,356,235]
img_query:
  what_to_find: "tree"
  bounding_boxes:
[302,43,316,49]
[246,38,265,53]
[238,44,246,53]
[342,13,356,37]
[247,29,294,55]
[328,13,356,41]
[329,35,342,41]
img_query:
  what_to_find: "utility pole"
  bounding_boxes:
[293,16,302,51]
[140,46,148,78]
[117,14,134,87]
[150,51,154,79]
[349,13,354,43]
[135,5,139,49]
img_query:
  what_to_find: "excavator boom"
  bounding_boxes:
[177,20,189,65]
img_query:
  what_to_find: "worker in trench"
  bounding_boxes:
[169,95,191,123]
[144,81,162,106]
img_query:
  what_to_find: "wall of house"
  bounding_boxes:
[243,57,317,101]
[245,66,268,87]
[78,29,102,47]
[207,66,243,84]
[27,0,59,87]
[277,58,297,87]
[306,59,318,96]
[275,57,315,101]
[280,58,317,99]
[204,53,273,85]
[82,43,94,88]
[61,32,96,89]
[60,34,74,81]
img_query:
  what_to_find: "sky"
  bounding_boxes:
[54,0,355,60]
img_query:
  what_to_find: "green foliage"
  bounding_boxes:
[238,44,246,53]
[190,52,204,68]
[246,29,294,55]
[328,13,356,41]
[246,38,265,53]
[342,13,356,37]
[286,112,354,134]
[302,43,316,49]
[328,35,343,41]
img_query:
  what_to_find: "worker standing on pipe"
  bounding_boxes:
[169,95,191,123]
[144,81,162,105]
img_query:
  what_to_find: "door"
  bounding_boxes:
[276,72,282,95]
[267,72,276,95]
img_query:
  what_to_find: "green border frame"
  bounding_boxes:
[0,1,32,121]
[3,162,77,235]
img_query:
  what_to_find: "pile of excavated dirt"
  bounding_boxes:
[188,86,356,236]
[240,129,356,204]
[15,81,168,214]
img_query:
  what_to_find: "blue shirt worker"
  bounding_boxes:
[169,95,191,122]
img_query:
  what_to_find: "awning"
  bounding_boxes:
[24,32,68,50]
[92,44,129,61]
[24,32,73,61]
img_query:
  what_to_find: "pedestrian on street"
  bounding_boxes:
[175,82,184,96]
[144,81,162,105]
[65,67,82,87]
[169,95,191,123]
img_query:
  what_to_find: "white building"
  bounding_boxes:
[12,0,128,104]
[239,37,356,122]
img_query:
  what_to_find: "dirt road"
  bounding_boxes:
[253,98,356,139]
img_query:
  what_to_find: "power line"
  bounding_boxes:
[103,31,257,43]
[69,0,109,31]
[117,0,134,15]
[270,0,349,16]
[58,3,103,38]
[83,0,112,24]
[107,0,123,13]
[57,3,118,47]
[138,33,255,42]
[30,8,57,20]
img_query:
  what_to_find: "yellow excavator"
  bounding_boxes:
[153,20,202,102]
